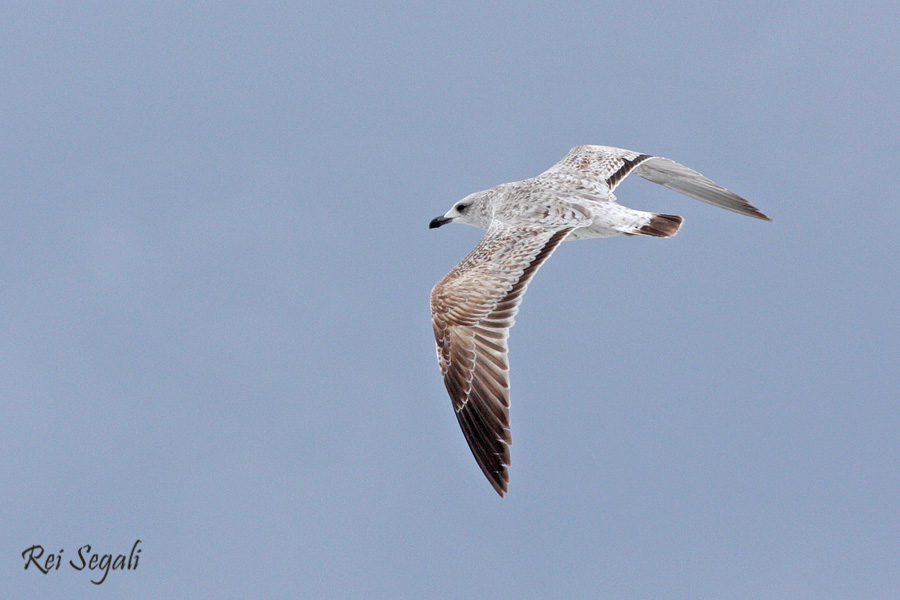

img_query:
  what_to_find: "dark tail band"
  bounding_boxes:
[639,213,683,238]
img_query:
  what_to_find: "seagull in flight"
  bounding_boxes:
[429,145,771,496]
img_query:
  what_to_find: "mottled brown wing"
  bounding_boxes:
[431,223,572,496]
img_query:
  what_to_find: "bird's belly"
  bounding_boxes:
[566,222,623,240]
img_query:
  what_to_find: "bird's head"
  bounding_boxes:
[429,188,498,231]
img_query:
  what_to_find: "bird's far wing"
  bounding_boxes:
[633,156,772,221]
[540,145,771,221]
[431,222,572,496]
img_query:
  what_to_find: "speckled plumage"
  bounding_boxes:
[430,145,771,496]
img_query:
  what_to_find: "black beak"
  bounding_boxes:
[429,216,451,229]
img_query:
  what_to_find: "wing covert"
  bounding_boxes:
[538,145,654,193]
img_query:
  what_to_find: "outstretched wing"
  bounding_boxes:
[632,156,771,220]
[431,222,572,496]
[540,145,772,221]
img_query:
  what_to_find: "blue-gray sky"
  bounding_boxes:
[3,2,898,598]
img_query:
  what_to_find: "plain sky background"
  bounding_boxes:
[2,2,899,598]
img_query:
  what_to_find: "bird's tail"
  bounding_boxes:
[634,213,683,238]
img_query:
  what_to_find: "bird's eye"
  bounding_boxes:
[455,203,467,213]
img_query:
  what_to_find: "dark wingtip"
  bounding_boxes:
[489,472,508,497]
[639,213,684,238]
[744,205,774,222]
